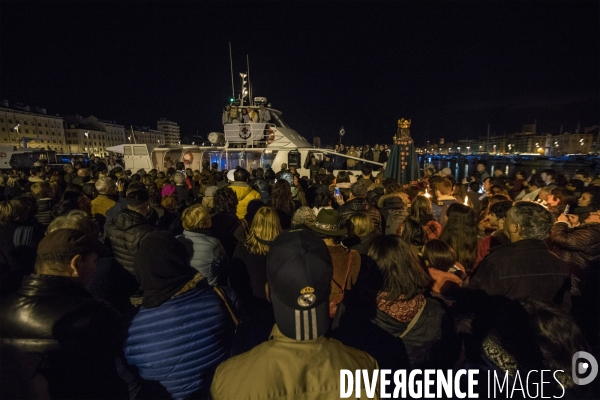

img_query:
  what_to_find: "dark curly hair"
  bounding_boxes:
[213,187,238,214]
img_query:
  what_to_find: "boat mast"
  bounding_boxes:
[247,54,252,106]
[229,42,235,99]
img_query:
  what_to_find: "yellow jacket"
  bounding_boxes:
[91,194,116,216]
[211,324,379,400]
[229,182,262,219]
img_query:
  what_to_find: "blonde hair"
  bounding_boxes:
[181,204,211,231]
[31,181,55,200]
[349,211,374,236]
[245,207,281,255]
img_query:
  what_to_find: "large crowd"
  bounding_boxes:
[1,154,599,399]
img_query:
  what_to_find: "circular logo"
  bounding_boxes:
[239,125,251,140]
[297,294,316,307]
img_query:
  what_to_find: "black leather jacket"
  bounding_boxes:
[104,208,155,277]
[0,275,127,399]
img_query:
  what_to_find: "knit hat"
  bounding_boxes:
[307,209,347,236]
[267,229,333,340]
[133,231,197,308]
[441,167,452,176]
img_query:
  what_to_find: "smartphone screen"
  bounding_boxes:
[335,187,340,196]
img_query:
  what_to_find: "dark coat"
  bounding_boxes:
[124,281,233,400]
[469,239,571,312]
[338,197,382,236]
[0,275,128,399]
[549,222,600,298]
[211,212,241,260]
[229,241,274,347]
[0,223,45,294]
[104,209,156,276]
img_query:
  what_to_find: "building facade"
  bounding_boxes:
[0,101,66,151]
[127,126,165,145]
[157,118,180,146]
[65,115,125,157]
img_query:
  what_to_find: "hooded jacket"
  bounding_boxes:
[104,209,155,275]
[229,182,262,219]
[176,230,229,286]
[338,196,382,236]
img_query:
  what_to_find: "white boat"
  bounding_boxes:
[110,99,382,177]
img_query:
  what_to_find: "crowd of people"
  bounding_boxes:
[1,155,599,399]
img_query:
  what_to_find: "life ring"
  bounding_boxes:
[182,151,194,165]
[266,129,275,145]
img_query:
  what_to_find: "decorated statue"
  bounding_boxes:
[384,118,420,185]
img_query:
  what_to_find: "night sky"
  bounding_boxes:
[1,1,598,146]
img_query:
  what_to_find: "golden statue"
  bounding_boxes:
[398,118,411,129]
[394,118,412,142]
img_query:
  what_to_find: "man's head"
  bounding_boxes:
[361,164,373,177]
[233,167,250,182]
[266,229,332,340]
[31,181,55,200]
[350,182,368,199]
[95,177,115,195]
[211,162,218,170]
[35,229,109,285]
[488,200,513,229]
[281,163,287,171]
[477,163,486,172]
[504,201,553,243]
[516,171,527,180]
[540,169,556,185]
[435,178,453,197]
[126,190,151,216]
[493,169,504,177]
[483,177,492,192]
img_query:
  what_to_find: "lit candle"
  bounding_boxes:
[464,196,469,206]
[424,189,431,198]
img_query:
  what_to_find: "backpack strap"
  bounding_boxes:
[213,286,239,327]
[332,252,353,292]
[399,299,426,338]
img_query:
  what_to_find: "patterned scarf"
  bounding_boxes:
[376,292,425,323]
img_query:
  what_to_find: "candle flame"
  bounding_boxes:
[424,189,431,198]
[464,196,469,206]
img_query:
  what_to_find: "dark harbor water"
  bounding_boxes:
[420,156,598,181]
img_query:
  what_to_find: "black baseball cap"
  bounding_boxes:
[266,229,333,340]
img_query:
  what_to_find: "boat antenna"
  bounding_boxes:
[247,54,252,106]
[229,42,235,99]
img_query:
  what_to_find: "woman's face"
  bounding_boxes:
[578,192,592,207]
